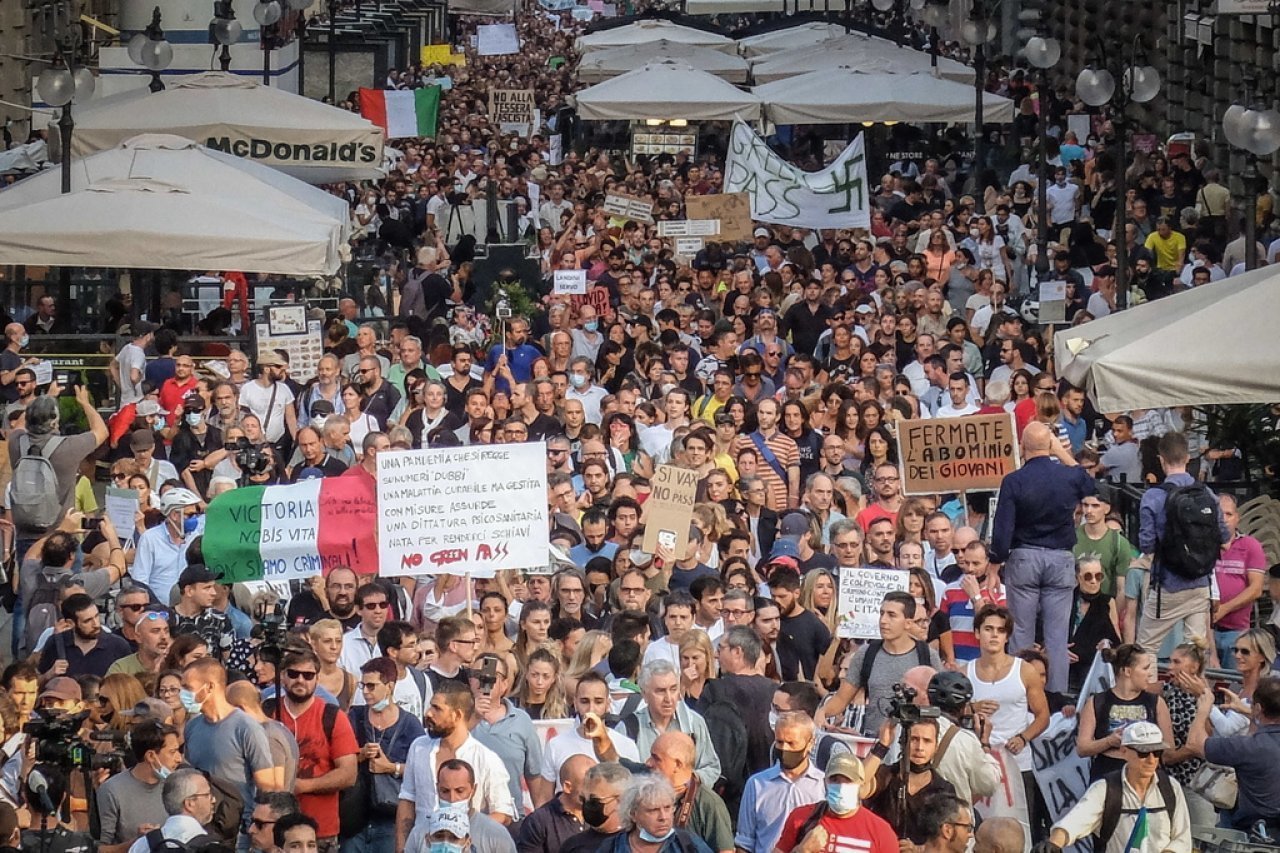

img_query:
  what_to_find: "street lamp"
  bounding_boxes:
[1222,73,1280,270]
[128,7,173,93]
[255,0,284,85]
[210,0,242,72]
[1074,36,1160,309]
[34,0,95,196]
[1024,34,1060,287]
[960,0,998,212]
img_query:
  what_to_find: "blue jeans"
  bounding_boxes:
[340,820,393,853]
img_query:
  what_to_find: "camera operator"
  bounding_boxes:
[860,705,956,848]
[21,764,94,853]
[172,565,235,662]
[922,671,1001,806]
[96,719,182,852]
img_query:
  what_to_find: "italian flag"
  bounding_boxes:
[359,87,441,139]
[203,476,378,583]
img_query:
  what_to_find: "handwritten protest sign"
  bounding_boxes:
[377,444,549,578]
[674,237,704,257]
[836,568,909,638]
[476,23,519,56]
[896,413,1019,495]
[684,192,753,242]
[553,269,587,295]
[641,465,699,557]
[656,219,719,237]
[489,89,536,135]
[420,45,465,66]
[204,478,378,582]
[601,191,654,224]
[725,121,870,230]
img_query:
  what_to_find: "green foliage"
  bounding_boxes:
[1198,404,1280,484]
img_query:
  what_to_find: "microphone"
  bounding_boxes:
[27,769,56,815]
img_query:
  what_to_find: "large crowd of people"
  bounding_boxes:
[2,3,1280,853]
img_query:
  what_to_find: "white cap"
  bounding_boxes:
[1121,721,1169,753]
[428,808,469,839]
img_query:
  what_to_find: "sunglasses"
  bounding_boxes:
[1232,646,1254,656]
[250,819,278,829]
[363,601,390,610]
[285,669,318,681]
[358,681,387,691]
[1080,572,1103,582]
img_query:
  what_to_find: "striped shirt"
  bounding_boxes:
[732,429,799,511]
[940,582,1007,662]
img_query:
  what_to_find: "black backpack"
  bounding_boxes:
[1096,768,1178,844]
[858,639,933,693]
[146,829,233,853]
[1155,482,1221,581]
[698,680,749,804]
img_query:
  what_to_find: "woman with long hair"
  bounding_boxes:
[1076,643,1174,782]
[478,592,514,656]
[1008,368,1036,408]
[907,566,952,663]
[603,412,654,478]
[801,568,838,637]
[691,503,733,571]
[514,600,552,671]
[563,630,611,697]
[309,618,357,710]
[781,400,823,485]
[161,634,209,673]
[969,215,1012,284]
[341,382,379,449]
[679,629,716,707]
[895,497,930,545]
[1218,627,1276,724]
[153,669,186,731]
[858,425,897,481]
[833,399,862,450]
[512,647,569,720]
[98,673,147,733]
[922,228,957,283]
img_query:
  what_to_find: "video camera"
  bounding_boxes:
[250,602,289,665]
[233,437,271,476]
[25,709,125,773]
[886,683,942,727]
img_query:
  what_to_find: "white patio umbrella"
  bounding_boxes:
[751,33,973,83]
[67,71,383,184]
[685,0,784,16]
[1055,267,1280,410]
[576,39,751,83]
[0,135,347,276]
[573,60,762,122]
[735,22,850,58]
[576,19,739,54]
[755,68,1014,124]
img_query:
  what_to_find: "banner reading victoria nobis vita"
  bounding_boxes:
[896,413,1020,494]
[377,443,549,578]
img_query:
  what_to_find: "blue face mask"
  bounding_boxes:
[152,761,172,780]
[179,688,203,713]
[372,697,391,712]
[185,412,202,427]
[638,827,674,844]
[825,782,860,814]
[583,320,598,333]
[429,843,463,853]
[183,514,201,536]
[19,336,29,348]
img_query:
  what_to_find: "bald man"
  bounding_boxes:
[989,419,1097,693]
[974,817,1024,853]
[646,732,734,853]
[226,681,293,791]
[516,753,596,853]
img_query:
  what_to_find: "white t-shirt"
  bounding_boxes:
[540,728,640,782]
[238,380,295,442]
[1046,182,1080,225]
[351,668,432,720]
[115,342,147,405]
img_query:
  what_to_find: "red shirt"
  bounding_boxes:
[775,803,900,853]
[278,700,358,837]
[158,376,198,426]
[855,503,898,533]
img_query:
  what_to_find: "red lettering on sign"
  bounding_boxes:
[400,553,424,569]
[429,548,467,567]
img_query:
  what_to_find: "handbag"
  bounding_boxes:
[366,711,406,818]
[1189,762,1238,810]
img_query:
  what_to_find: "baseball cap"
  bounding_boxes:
[854,304,875,316]
[825,753,866,783]
[295,466,326,481]
[779,511,810,539]
[178,563,223,589]
[753,226,770,238]
[1121,721,1169,753]
[39,676,82,704]
[429,808,469,839]
[769,539,801,562]
[121,698,173,720]
[136,399,167,418]
[129,429,156,452]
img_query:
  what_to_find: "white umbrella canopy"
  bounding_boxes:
[576,19,739,54]
[735,22,854,58]
[750,33,973,83]
[67,71,384,184]
[0,135,347,276]
[576,39,751,83]
[685,0,784,16]
[1055,267,1280,411]
[755,68,1014,124]
[573,60,762,121]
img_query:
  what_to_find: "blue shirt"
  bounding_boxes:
[570,541,619,568]
[1138,472,1229,592]
[990,456,1097,563]
[734,763,826,853]
[1060,413,1087,453]
[1204,723,1280,828]
[484,342,543,394]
